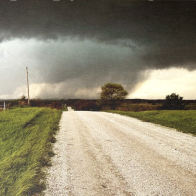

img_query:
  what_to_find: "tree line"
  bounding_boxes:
[12,82,187,111]
[100,83,186,110]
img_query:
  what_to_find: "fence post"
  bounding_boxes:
[4,101,5,110]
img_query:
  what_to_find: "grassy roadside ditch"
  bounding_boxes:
[108,110,196,136]
[0,107,62,196]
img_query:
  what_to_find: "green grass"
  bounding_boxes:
[0,107,62,196]
[108,110,196,136]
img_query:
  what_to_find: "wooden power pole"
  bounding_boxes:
[26,67,30,106]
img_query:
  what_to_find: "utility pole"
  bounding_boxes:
[26,67,30,106]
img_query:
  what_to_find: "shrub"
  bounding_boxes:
[162,93,186,110]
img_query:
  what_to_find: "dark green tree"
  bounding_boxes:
[101,83,128,100]
[162,93,185,110]
[20,95,27,101]
[100,83,128,110]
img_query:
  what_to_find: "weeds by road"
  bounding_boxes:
[108,110,196,136]
[0,107,62,196]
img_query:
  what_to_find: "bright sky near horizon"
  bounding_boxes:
[0,1,196,100]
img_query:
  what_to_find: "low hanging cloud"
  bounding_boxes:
[3,38,147,99]
[0,1,196,98]
[13,82,102,99]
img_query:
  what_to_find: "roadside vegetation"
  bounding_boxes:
[0,107,62,196]
[108,110,196,136]
[107,92,196,136]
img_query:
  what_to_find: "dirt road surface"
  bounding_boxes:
[44,111,196,196]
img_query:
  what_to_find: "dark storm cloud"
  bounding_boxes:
[0,0,196,69]
[25,39,145,94]
[1,0,196,99]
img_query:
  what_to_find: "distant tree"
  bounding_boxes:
[18,95,28,106]
[20,95,27,101]
[162,93,185,110]
[101,83,128,100]
[100,83,128,110]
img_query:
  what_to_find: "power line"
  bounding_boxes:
[0,45,51,99]
[0,53,26,71]
[0,45,27,69]
[0,44,68,99]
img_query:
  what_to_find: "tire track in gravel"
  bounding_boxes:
[62,111,134,196]
[75,115,135,196]
[44,111,196,196]
[77,112,196,195]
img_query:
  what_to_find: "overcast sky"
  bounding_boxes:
[0,0,196,99]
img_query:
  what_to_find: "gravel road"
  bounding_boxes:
[44,111,196,196]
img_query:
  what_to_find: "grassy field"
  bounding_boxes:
[108,110,196,136]
[0,107,62,196]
